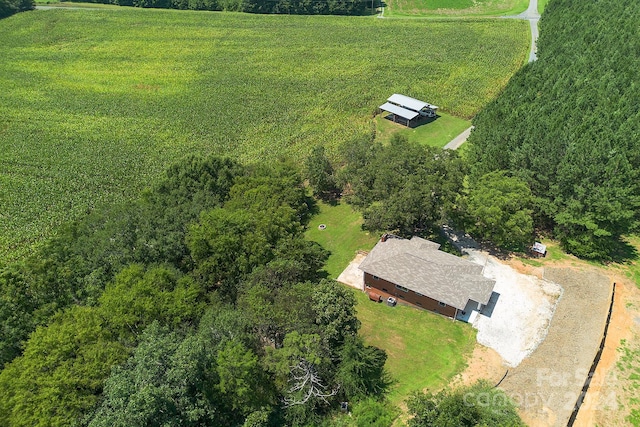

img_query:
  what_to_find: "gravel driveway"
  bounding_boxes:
[466,249,562,367]
[499,267,612,427]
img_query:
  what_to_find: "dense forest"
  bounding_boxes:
[0,156,388,426]
[67,0,369,15]
[466,0,640,259]
[0,154,522,426]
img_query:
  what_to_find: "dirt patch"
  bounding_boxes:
[498,267,612,427]
[506,257,545,278]
[583,277,640,426]
[452,344,507,388]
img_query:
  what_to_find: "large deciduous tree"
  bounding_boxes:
[0,307,128,427]
[98,264,206,340]
[406,380,524,427]
[305,145,338,200]
[464,171,534,251]
[340,135,466,235]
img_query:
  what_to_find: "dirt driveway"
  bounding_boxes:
[498,267,612,427]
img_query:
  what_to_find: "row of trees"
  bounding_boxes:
[70,0,370,15]
[466,0,640,259]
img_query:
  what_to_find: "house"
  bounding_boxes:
[358,235,495,319]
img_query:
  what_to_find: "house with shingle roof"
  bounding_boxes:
[358,235,495,320]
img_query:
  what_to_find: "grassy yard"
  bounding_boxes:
[374,112,471,148]
[383,0,529,17]
[0,9,528,261]
[355,290,476,404]
[305,201,379,279]
[538,0,550,13]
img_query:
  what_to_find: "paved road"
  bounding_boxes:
[505,0,540,62]
[443,126,473,150]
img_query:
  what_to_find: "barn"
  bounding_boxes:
[379,94,439,127]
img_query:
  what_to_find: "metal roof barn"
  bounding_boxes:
[388,94,438,113]
[378,102,419,126]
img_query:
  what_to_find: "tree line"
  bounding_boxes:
[0,0,33,19]
[66,0,370,16]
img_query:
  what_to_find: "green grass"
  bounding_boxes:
[355,290,476,404]
[383,0,529,17]
[617,337,640,425]
[305,201,379,279]
[0,9,528,261]
[374,112,471,148]
[623,236,640,288]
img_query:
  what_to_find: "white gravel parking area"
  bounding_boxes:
[466,249,563,367]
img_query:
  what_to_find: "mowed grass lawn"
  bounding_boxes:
[374,111,471,148]
[355,291,475,404]
[0,9,528,260]
[305,201,379,279]
[384,0,529,17]
[306,201,475,405]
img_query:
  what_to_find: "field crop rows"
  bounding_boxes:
[383,0,529,17]
[0,9,528,260]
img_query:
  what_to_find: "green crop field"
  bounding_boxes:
[0,9,528,261]
[383,0,529,17]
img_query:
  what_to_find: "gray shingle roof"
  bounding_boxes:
[358,236,495,310]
